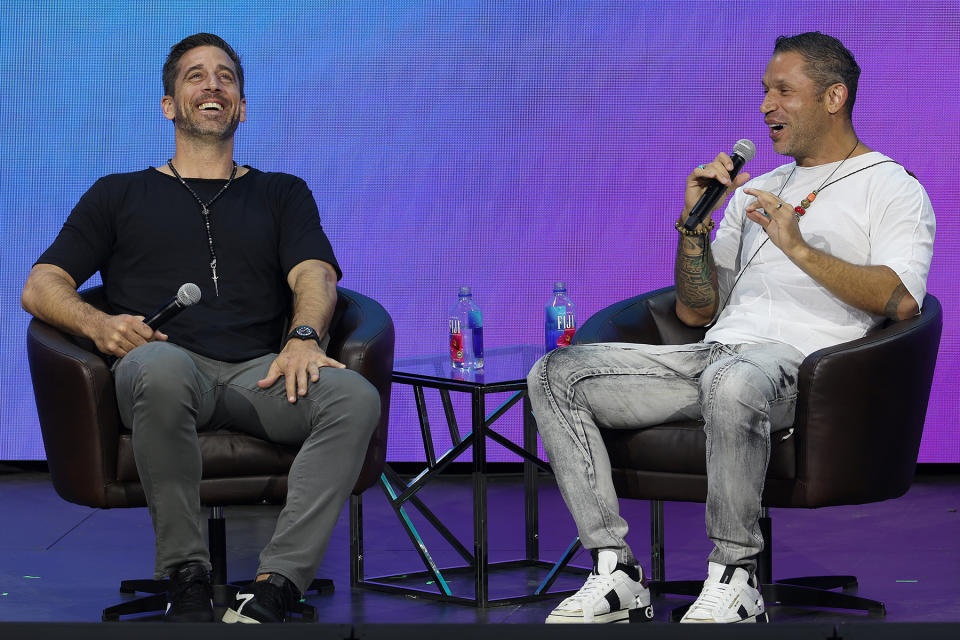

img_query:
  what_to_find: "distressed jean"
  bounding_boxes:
[113,341,380,594]
[527,341,804,573]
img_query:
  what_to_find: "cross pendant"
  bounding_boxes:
[210,259,219,297]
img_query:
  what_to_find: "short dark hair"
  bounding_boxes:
[163,33,244,98]
[774,32,859,117]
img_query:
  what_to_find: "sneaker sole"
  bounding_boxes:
[681,610,768,624]
[221,608,260,624]
[546,605,654,624]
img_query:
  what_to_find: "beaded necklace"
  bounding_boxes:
[779,140,859,220]
[167,160,238,297]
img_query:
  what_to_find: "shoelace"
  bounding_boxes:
[687,581,736,617]
[562,573,617,622]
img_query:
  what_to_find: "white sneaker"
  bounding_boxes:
[680,562,766,623]
[546,550,654,624]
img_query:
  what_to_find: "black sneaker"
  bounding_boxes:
[221,573,301,623]
[164,562,214,623]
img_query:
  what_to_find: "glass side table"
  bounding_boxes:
[350,345,587,606]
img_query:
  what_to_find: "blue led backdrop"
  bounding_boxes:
[2,1,958,462]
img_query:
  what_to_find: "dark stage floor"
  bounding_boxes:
[0,465,957,628]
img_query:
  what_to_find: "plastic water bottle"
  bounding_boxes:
[545,281,576,352]
[449,286,484,369]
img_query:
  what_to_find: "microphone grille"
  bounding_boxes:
[733,138,756,162]
[177,283,202,307]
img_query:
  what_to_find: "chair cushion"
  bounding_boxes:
[117,430,298,482]
[112,429,297,507]
[601,421,796,480]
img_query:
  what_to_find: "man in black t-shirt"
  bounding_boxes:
[21,33,380,624]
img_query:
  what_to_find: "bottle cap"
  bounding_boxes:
[554,281,566,291]
[459,286,471,296]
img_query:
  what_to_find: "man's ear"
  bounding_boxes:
[161,95,176,122]
[825,83,848,115]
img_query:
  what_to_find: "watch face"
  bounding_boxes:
[296,326,313,337]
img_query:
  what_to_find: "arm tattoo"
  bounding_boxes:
[884,283,908,319]
[675,234,718,311]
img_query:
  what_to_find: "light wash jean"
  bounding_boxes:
[113,341,380,594]
[527,341,804,573]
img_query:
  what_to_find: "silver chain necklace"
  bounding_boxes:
[167,160,238,296]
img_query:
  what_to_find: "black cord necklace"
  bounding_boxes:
[775,140,859,220]
[167,160,238,297]
[709,149,898,326]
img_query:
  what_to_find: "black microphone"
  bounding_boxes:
[684,139,756,231]
[144,283,202,329]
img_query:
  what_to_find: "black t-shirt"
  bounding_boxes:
[37,167,341,362]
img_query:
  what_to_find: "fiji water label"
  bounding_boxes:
[545,305,576,351]
[449,318,464,363]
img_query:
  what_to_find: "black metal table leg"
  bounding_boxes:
[523,392,540,561]
[472,388,488,605]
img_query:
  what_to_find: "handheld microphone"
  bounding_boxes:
[684,139,756,231]
[144,283,202,329]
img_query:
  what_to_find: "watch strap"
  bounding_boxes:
[284,325,321,347]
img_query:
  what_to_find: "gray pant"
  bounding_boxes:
[526,341,804,573]
[113,341,380,594]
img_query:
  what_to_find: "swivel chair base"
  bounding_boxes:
[652,512,886,622]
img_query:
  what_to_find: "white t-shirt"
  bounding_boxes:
[704,151,935,357]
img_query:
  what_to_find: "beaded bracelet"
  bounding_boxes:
[675,217,715,236]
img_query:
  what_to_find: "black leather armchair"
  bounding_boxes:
[26,285,394,620]
[573,286,942,617]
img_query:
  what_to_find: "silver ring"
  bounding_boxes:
[697,164,706,170]
[776,202,782,209]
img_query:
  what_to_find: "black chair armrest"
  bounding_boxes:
[791,294,942,505]
[329,287,395,493]
[26,313,121,508]
[574,286,707,347]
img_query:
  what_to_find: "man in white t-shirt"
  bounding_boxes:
[528,31,935,625]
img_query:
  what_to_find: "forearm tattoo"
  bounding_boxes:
[884,283,908,319]
[675,234,718,311]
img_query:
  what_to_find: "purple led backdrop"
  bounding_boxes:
[1,1,957,462]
